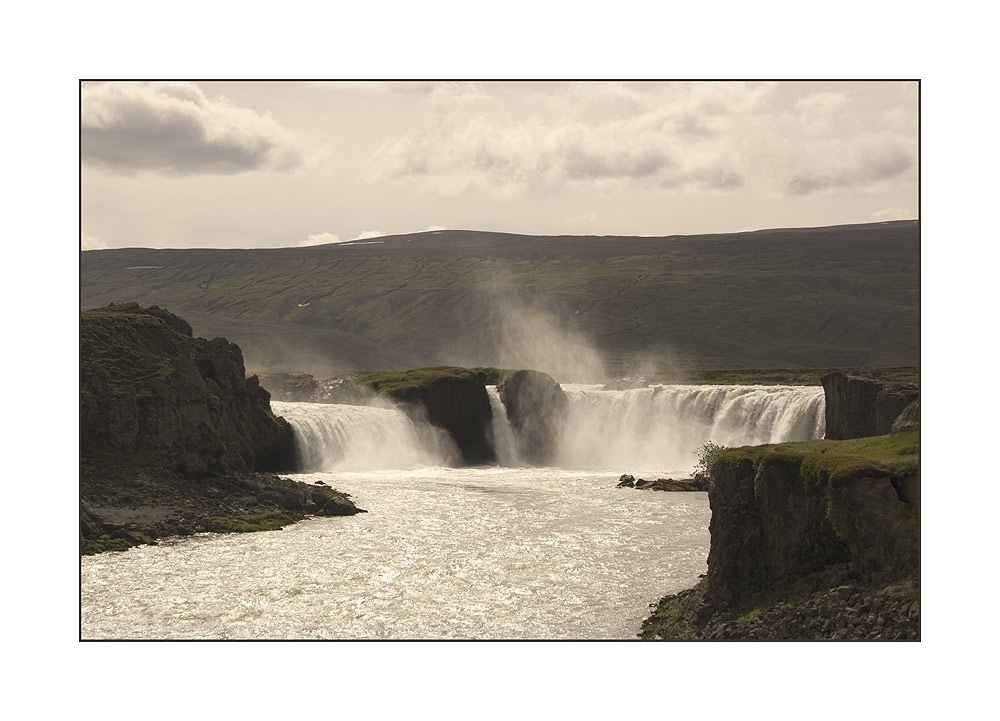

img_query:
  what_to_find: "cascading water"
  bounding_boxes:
[272,400,458,471]
[556,384,826,472]
[486,386,522,466]
[273,384,824,474]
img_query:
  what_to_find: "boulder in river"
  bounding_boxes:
[498,370,568,465]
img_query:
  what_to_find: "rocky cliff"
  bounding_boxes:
[497,370,568,465]
[821,372,919,440]
[642,432,919,640]
[80,304,362,554]
[360,367,500,465]
[82,303,296,475]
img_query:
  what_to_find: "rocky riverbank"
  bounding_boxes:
[81,304,364,554]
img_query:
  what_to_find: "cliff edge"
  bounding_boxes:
[80,303,363,554]
[642,432,919,640]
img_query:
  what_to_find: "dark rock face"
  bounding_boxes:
[821,372,919,440]
[497,370,568,465]
[704,457,917,612]
[706,458,847,610]
[81,303,296,476]
[80,304,365,554]
[378,374,497,466]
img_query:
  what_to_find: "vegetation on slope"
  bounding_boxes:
[81,222,919,376]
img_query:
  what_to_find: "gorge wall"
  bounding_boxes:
[705,435,919,611]
[821,372,919,440]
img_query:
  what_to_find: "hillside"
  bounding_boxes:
[80,221,919,379]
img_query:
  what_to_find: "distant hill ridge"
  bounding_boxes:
[81,221,919,378]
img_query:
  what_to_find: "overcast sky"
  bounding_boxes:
[81,80,918,250]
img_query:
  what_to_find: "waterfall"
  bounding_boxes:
[486,386,522,466]
[272,401,459,471]
[272,384,825,474]
[555,384,826,472]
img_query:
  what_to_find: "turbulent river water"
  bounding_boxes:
[80,384,825,640]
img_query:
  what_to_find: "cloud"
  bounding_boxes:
[298,232,343,247]
[785,132,914,195]
[363,81,915,201]
[353,230,385,240]
[368,115,685,196]
[82,82,302,175]
[873,207,913,220]
[81,233,108,250]
[566,212,598,225]
[424,224,448,232]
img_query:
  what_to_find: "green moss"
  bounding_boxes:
[358,366,513,394]
[826,499,850,541]
[81,535,137,555]
[720,432,918,492]
[736,608,763,624]
[209,511,300,534]
[639,579,708,640]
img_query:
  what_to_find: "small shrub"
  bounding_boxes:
[693,441,728,483]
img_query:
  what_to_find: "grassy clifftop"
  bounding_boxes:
[716,432,919,486]
[359,366,512,393]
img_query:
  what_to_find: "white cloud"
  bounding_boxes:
[566,212,598,225]
[873,207,913,220]
[82,81,302,175]
[363,82,916,201]
[81,233,108,250]
[353,230,385,240]
[424,224,448,232]
[785,131,915,195]
[298,232,343,246]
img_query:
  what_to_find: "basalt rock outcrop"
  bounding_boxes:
[80,304,363,554]
[497,370,568,465]
[821,372,919,440]
[82,303,296,476]
[641,433,919,640]
[361,367,497,465]
[616,474,708,492]
[257,372,374,405]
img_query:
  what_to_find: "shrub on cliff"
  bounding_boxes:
[693,441,728,486]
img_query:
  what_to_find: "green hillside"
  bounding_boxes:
[80,221,919,380]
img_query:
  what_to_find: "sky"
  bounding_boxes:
[80,80,918,250]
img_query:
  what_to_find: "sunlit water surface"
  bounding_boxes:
[81,467,710,639]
